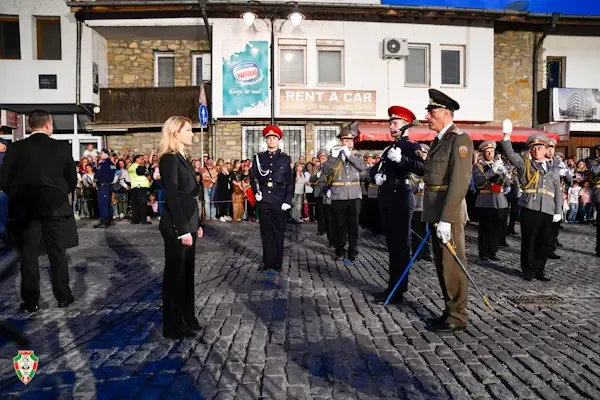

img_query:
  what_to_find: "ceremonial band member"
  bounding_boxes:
[472,141,509,261]
[323,130,367,261]
[587,144,600,257]
[411,143,432,262]
[365,153,382,235]
[546,140,570,259]
[251,126,293,272]
[422,89,473,333]
[370,106,424,304]
[499,121,562,281]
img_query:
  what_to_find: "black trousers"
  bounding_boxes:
[331,199,360,256]
[547,221,561,254]
[477,207,508,257]
[507,198,519,233]
[131,188,149,224]
[596,203,600,256]
[306,193,315,222]
[359,196,368,228]
[499,206,509,245]
[315,197,327,235]
[324,204,336,246]
[258,202,286,267]
[161,230,200,337]
[520,208,553,278]
[14,217,73,305]
[384,205,413,296]
[411,210,431,258]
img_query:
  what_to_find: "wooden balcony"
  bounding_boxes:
[95,85,210,125]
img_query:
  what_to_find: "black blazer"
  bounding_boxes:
[0,132,77,219]
[159,152,202,237]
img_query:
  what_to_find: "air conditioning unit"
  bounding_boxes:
[382,38,409,59]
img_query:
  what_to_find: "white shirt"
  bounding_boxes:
[437,122,454,141]
[83,149,98,158]
[568,187,581,204]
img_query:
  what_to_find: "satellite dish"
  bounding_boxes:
[504,1,530,11]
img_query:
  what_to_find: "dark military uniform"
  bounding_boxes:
[250,126,294,271]
[586,146,600,257]
[94,149,116,228]
[422,90,473,332]
[498,134,562,281]
[411,144,431,261]
[471,141,509,261]
[370,106,424,303]
[323,132,367,260]
[547,147,571,259]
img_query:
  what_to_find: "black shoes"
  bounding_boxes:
[58,296,75,308]
[373,290,403,304]
[425,313,466,333]
[19,302,39,313]
[535,274,551,282]
[260,264,282,272]
[547,253,561,260]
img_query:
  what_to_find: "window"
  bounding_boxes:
[93,62,99,94]
[192,53,212,85]
[0,15,20,59]
[440,45,465,87]
[546,57,566,89]
[281,126,305,163]
[35,17,61,60]
[154,53,175,87]
[314,126,340,153]
[317,40,344,84]
[243,126,267,159]
[577,147,590,161]
[405,44,429,86]
[279,39,306,85]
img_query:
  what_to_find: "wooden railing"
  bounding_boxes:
[95,85,210,124]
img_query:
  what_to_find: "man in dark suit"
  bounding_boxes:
[0,110,78,312]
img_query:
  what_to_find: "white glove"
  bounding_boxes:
[491,159,504,174]
[341,146,351,157]
[326,190,331,198]
[436,221,452,244]
[317,171,322,178]
[502,119,513,135]
[559,168,568,177]
[503,186,512,195]
[374,173,387,186]
[388,147,403,163]
[331,148,341,158]
[255,193,262,202]
[418,182,425,190]
[552,214,561,223]
[281,203,291,211]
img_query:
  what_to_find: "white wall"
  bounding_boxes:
[212,18,495,122]
[543,35,600,89]
[80,28,108,104]
[0,0,100,106]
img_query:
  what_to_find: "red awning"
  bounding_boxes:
[355,123,561,144]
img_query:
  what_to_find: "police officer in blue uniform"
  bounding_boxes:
[370,106,425,304]
[251,126,294,272]
[94,148,116,228]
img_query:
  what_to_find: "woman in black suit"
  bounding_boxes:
[157,116,203,339]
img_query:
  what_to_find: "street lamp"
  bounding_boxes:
[240,1,304,125]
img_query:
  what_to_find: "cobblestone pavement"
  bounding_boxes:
[0,220,599,399]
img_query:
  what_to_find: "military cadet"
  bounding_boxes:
[411,143,432,262]
[94,149,116,228]
[586,144,600,257]
[370,106,424,304]
[546,141,570,259]
[498,120,562,281]
[472,141,510,261]
[323,130,367,261]
[422,89,473,333]
[250,126,294,272]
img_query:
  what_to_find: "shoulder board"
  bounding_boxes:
[407,139,417,144]
[452,128,465,136]
[110,165,116,169]
[281,152,288,156]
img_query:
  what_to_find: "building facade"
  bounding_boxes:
[0,0,105,159]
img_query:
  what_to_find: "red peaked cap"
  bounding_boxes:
[263,125,283,139]
[388,106,417,123]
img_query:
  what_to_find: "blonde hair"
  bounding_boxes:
[157,116,193,159]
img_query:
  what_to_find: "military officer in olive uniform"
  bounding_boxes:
[498,120,562,281]
[370,106,424,303]
[323,130,367,261]
[586,144,600,257]
[422,89,473,333]
[411,143,432,261]
[251,126,294,272]
[546,141,571,259]
[472,141,510,261]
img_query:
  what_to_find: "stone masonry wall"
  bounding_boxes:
[107,130,211,160]
[107,39,209,87]
[494,31,545,128]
